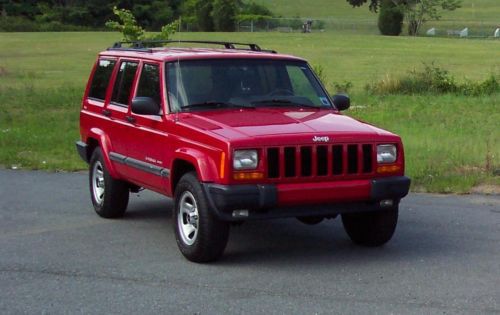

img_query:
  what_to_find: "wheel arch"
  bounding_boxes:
[86,128,120,178]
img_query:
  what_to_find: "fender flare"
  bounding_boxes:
[172,148,220,183]
[87,128,121,179]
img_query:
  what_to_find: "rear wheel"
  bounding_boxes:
[341,207,398,246]
[174,172,229,262]
[89,148,129,218]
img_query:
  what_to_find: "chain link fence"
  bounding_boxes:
[180,17,499,38]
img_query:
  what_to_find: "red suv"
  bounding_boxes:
[76,40,410,262]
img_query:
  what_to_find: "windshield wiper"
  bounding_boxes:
[181,101,254,111]
[251,99,320,109]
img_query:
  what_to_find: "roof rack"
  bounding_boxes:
[107,40,277,54]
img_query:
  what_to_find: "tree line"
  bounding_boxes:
[0,0,273,32]
[0,0,461,35]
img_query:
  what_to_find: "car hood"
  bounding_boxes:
[179,108,395,141]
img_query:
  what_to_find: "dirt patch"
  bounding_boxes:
[470,184,500,195]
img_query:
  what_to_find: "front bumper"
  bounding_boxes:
[201,176,411,221]
[75,141,89,163]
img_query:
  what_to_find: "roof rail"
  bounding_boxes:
[108,40,277,53]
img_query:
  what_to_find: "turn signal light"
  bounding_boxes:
[376,165,401,174]
[233,172,264,180]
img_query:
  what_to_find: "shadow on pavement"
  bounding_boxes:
[117,195,457,266]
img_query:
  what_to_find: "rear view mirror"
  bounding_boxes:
[332,94,350,111]
[131,97,160,115]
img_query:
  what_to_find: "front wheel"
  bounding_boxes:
[173,172,229,262]
[341,207,398,247]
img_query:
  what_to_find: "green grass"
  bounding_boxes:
[253,0,500,36]
[350,93,499,193]
[0,32,498,192]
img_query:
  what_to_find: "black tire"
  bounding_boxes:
[89,148,129,218]
[173,172,229,262]
[341,207,398,247]
[296,216,324,225]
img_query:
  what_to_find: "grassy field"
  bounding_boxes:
[0,32,498,193]
[254,0,500,22]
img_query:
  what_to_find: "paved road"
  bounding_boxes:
[0,170,499,314]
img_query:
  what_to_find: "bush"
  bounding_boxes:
[312,64,353,94]
[312,64,328,85]
[366,63,500,96]
[377,0,403,36]
[0,16,39,31]
[333,81,354,93]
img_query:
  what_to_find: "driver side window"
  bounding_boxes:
[136,63,161,107]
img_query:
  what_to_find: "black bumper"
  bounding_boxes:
[201,176,411,221]
[75,141,89,163]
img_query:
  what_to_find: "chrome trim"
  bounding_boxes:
[109,152,170,178]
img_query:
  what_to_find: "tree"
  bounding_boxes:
[402,0,461,35]
[346,0,380,11]
[378,0,403,35]
[211,0,237,31]
[105,6,178,42]
[346,0,461,35]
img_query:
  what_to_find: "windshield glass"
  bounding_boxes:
[166,59,332,112]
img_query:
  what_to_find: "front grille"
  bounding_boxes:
[267,144,374,179]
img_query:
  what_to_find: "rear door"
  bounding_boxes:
[105,59,140,177]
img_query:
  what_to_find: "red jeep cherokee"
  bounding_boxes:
[76,40,410,262]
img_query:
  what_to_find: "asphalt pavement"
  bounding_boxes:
[0,169,499,314]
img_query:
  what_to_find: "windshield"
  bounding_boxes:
[166,59,332,112]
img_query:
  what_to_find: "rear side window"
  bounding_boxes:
[136,64,161,106]
[88,59,116,100]
[111,61,139,105]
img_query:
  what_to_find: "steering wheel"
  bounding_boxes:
[268,88,294,96]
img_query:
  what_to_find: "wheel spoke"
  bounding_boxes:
[182,224,196,239]
[177,191,199,246]
[92,161,105,205]
[183,202,195,213]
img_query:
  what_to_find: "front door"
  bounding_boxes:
[123,62,172,193]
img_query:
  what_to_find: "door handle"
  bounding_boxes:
[125,116,136,123]
[102,109,111,117]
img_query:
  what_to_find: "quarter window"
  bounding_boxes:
[111,61,138,105]
[88,59,116,100]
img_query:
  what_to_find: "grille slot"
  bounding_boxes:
[284,147,296,177]
[300,146,312,176]
[347,145,358,174]
[266,144,373,179]
[362,144,373,173]
[332,145,343,175]
[267,148,279,178]
[316,146,328,176]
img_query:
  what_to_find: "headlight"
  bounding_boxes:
[377,144,397,163]
[233,150,258,170]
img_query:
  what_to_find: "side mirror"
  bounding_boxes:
[131,97,160,115]
[332,94,350,111]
